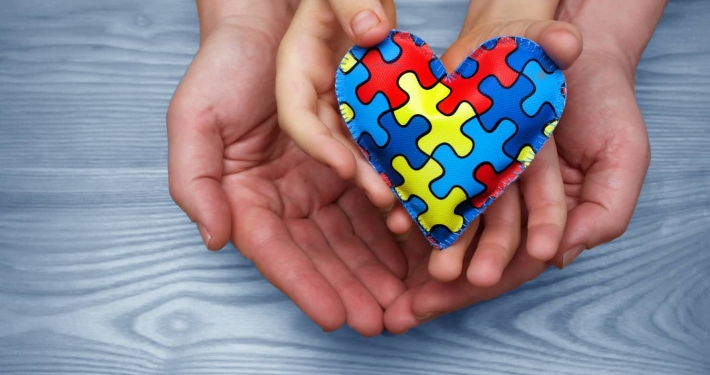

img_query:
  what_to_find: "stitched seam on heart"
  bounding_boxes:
[334,32,566,250]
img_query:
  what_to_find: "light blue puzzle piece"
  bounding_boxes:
[430,117,516,198]
[350,31,402,62]
[336,62,390,147]
[521,60,565,117]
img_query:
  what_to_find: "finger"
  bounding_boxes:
[441,20,582,72]
[527,20,583,70]
[383,286,424,334]
[411,232,549,322]
[552,141,650,269]
[326,0,393,46]
[167,97,231,251]
[323,105,394,208]
[521,138,567,261]
[275,3,358,182]
[275,84,358,181]
[386,203,414,235]
[400,229,433,288]
[232,205,346,332]
[337,188,407,280]
[313,203,406,308]
[428,219,480,282]
[287,218,384,336]
[467,182,521,287]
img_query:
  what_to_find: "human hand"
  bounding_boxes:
[385,0,666,332]
[384,2,585,332]
[386,6,582,285]
[549,0,660,267]
[276,0,398,209]
[167,1,407,336]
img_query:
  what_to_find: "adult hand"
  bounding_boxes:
[385,0,665,333]
[167,1,407,336]
[549,0,665,267]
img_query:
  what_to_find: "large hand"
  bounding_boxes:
[549,30,651,269]
[167,5,406,336]
[384,15,585,333]
[387,39,649,334]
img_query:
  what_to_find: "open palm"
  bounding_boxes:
[384,21,650,334]
[552,47,650,266]
[167,18,406,336]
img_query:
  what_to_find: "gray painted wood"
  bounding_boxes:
[0,0,708,374]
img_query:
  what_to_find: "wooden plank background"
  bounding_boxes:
[0,0,708,374]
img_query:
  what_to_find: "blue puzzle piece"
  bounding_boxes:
[478,74,557,157]
[454,199,482,224]
[430,117,516,198]
[358,112,431,186]
[506,37,558,73]
[430,225,454,245]
[455,56,478,78]
[337,62,391,147]
[429,58,448,80]
[351,31,402,62]
[521,60,565,117]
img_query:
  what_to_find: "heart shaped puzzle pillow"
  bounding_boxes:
[335,30,566,249]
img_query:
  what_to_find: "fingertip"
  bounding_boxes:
[386,204,413,235]
[466,258,502,288]
[347,310,384,337]
[537,22,583,70]
[311,292,347,333]
[349,10,391,47]
[428,249,464,283]
[364,181,395,209]
[526,223,563,261]
[383,290,420,334]
[324,141,358,181]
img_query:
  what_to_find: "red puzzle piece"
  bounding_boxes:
[439,37,520,116]
[471,161,524,209]
[356,33,439,109]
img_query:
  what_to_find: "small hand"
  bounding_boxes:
[167,9,406,336]
[276,0,398,209]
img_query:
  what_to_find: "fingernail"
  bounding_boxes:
[415,312,439,321]
[351,10,379,37]
[562,245,586,269]
[196,222,212,249]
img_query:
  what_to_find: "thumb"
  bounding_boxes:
[327,0,395,46]
[167,98,231,251]
[441,20,582,72]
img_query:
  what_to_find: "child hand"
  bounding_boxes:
[276,0,397,209]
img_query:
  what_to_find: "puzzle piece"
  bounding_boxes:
[358,111,431,187]
[471,162,525,209]
[349,31,402,62]
[430,118,516,198]
[392,155,467,233]
[478,74,558,157]
[357,32,440,109]
[335,32,566,249]
[505,37,559,74]
[438,37,520,116]
[521,60,565,117]
[394,72,476,157]
[336,61,391,147]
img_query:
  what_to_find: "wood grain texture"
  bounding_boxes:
[0,0,708,374]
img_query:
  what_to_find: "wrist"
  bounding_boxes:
[196,0,299,43]
[556,0,667,70]
[463,0,559,33]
